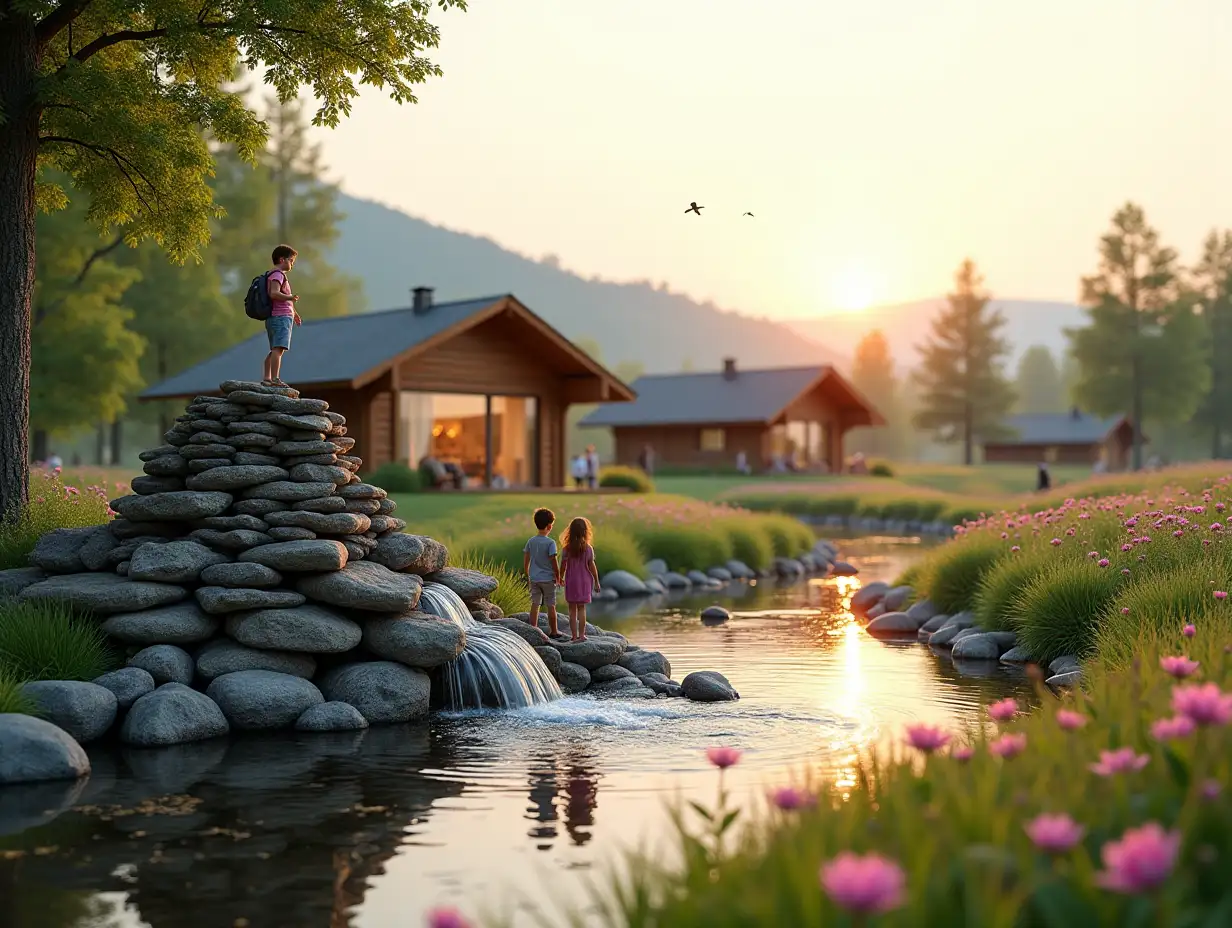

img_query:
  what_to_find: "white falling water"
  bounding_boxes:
[419,582,563,710]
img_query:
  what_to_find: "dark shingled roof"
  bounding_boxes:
[993,412,1126,445]
[580,366,829,428]
[141,296,503,399]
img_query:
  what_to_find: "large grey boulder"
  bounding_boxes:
[287,463,351,485]
[700,605,731,624]
[866,611,922,637]
[534,645,564,679]
[20,572,187,614]
[264,510,370,535]
[194,586,306,614]
[617,649,671,678]
[0,715,91,784]
[297,561,422,612]
[205,670,324,730]
[0,567,47,596]
[29,526,100,574]
[639,672,683,696]
[110,491,232,522]
[999,645,1034,664]
[120,683,230,746]
[198,562,282,589]
[184,465,289,492]
[829,561,859,577]
[295,702,369,732]
[318,661,431,724]
[660,571,692,589]
[644,558,668,577]
[929,623,974,648]
[188,528,274,553]
[337,482,386,500]
[554,636,625,670]
[557,661,591,694]
[590,664,636,684]
[850,581,889,613]
[951,634,1002,661]
[681,670,739,702]
[489,618,551,647]
[774,557,805,578]
[362,613,466,669]
[707,566,734,582]
[102,602,219,645]
[226,604,362,653]
[92,667,156,711]
[128,644,195,686]
[238,540,348,572]
[424,567,498,602]
[602,570,649,596]
[239,480,337,502]
[78,525,121,570]
[1049,655,1081,675]
[905,599,939,623]
[916,613,951,640]
[882,586,914,612]
[127,540,229,584]
[21,681,118,744]
[367,533,448,575]
[724,560,757,580]
[194,638,316,682]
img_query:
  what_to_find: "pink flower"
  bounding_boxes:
[1011,545,1021,553]
[1098,558,1110,567]
[1201,780,1222,801]
[768,786,816,811]
[951,745,975,762]
[904,723,951,754]
[819,852,906,914]
[1183,624,1196,638]
[1159,656,1200,679]
[426,907,471,928]
[988,698,1018,722]
[1088,550,1099,559]
[1056,710,1087,730]
[1050,538,1062,546]
[1121,543,1133,552]
[706,746,742,769]
[1089,747,1150,776]
[1025,813,1086,854]
[1095,823,1181,894]
[1215,591,1228,600]
[989,733,1027,758]
[1151,715,1197,741]
[1172,683,1232,726]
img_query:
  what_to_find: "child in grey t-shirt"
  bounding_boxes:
[523,507,562,638]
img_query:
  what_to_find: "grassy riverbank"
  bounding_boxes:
[581,624,1231,927]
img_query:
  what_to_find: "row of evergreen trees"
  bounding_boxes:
[849,203,1230,466]
[31,97,362,466]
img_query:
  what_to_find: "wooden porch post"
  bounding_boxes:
[484,395,494,488]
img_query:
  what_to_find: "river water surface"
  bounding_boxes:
[0,535,1032,928]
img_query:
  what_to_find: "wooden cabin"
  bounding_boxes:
[579,358,883,473]
[982,409,1139,471]
[141,290,635,488]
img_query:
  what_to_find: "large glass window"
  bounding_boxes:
[699,428,726,452]
[399,391,538,488]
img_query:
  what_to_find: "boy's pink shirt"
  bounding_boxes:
[268,269,294,317]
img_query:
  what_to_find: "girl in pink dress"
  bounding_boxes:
[560,517,601,642]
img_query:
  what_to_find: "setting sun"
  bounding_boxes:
[830,266,881,313]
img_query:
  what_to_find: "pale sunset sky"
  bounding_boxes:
[308,0,1232,320]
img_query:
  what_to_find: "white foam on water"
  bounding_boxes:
[441,695,696,730]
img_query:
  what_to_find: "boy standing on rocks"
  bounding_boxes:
[262,244,302,387]
[524,507,563,638]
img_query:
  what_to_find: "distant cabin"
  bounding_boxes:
[982,409,1139,471]
[579,358,884,473]
[141,289,635,488]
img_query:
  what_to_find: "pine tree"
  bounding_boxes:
[0,0,462,521]
[912,259,1017,465]
[1066,203,1209,470]
[1014,345,1067,414]
[1189,230,1232,458]
[847,330,905,459]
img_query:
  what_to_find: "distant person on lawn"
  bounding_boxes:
[524,507,563,638]
[262,244,302,386]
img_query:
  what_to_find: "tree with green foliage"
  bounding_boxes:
[1189,229,1232,459]
[30,192,144,461]
[210,95,364,319]
[912,259,1016,465]
[1013,345,1067,415]
[0,0,464,523]
[847,329,907,459]
[1066,203,1209,470]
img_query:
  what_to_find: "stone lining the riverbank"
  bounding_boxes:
[850,581,1082,687]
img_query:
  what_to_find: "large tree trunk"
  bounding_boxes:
[0,11,40,523]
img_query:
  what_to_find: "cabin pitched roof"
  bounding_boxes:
[579,364,880,428]
[141,294,632,401]
[990,412,1128,446]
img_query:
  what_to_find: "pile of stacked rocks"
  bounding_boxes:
[0,381,737,788]
[850,582,1081,687]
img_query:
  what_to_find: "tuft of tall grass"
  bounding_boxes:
[0,471,113,570]
[589,526,649,579]
[1011,559,1125,663]
[713,518,776,571]
[445,550,531,615]
[0,670,37,715]
[577,624,1232,927]
[973,548,1053,632]
[919,534,1006,615]
[756,514,814,559]
[631,524,734,573]
[0,598,118,681]
[598,466,655,493]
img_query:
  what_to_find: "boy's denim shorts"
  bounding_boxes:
[529,581,557,607]
[266,315,293,350]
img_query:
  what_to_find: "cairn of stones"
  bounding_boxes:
[1,381,734,786]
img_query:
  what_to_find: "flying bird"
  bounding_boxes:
[743,211,754,217]
[685,202,703,215]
